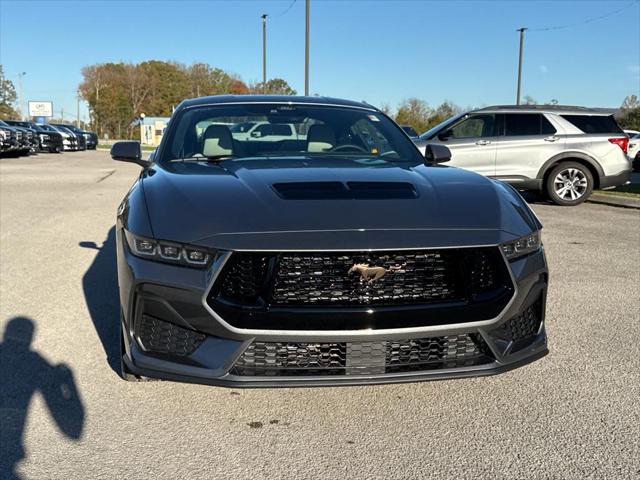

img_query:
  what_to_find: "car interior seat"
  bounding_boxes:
[307,125,336,153]
[202,125,234,157]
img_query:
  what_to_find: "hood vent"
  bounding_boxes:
[272,182,417,200]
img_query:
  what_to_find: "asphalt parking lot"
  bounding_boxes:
[1,150,639,480]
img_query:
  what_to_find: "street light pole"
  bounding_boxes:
[76,90,81,127]
[516,27,527,105]
[305,0,310,96]
[261,14,268,91]
[17,72,26,120]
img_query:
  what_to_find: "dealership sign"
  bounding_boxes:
[28,101,53,117]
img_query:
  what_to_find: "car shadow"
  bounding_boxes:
[0,317,84,480]
[520,190,553,206]
[80,226,120,374]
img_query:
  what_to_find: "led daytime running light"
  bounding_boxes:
[124,230,211,267]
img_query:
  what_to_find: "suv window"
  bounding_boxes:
[502,113,556,136]
[449,114,495,138]
[560,115,623,134]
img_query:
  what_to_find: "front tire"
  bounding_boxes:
[546,162,593,206]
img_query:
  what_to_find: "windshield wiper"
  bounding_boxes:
[170,155,237,163]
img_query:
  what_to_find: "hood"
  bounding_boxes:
[141,158,539,250]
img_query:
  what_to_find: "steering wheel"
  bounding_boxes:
[331,144,368,153]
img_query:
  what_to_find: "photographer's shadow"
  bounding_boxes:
[79,226,120,373]
[0,317,84,480]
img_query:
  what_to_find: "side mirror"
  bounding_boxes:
[424,144,452,164]
[437,129,453,141]
[110,141,148,167]
[250,130,261,138]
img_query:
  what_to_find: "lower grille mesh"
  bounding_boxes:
[495,299,543,343]
[137,315,205,356]
[231,334,493,376]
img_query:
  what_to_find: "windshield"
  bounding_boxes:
[419,112,466,140]
[158,103,422,164]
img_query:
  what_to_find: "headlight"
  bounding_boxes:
[124,230,212,268]
[501,231,541,260]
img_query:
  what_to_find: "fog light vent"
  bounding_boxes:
[137,314,205,356]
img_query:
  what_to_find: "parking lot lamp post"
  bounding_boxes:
[17,72,26,120]
[516,27,527,105]
[262,14,268,92]
[76,90,81,127]
[305,0,310,96]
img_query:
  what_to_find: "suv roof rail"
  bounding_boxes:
[477,104,618,114]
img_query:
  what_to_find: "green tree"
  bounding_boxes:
[0,65,18,118]
[618,95,640,130]
[250,78,296,95]
[140,60,190,116]
[427,101,461,129]
[395,98,432,134]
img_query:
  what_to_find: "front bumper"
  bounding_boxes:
[40,137,63,151]
[117,231,549,387]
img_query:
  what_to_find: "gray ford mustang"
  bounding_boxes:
[111,95,548,387]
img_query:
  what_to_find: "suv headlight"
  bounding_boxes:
[501,231,541,260]
[124,230,212,268]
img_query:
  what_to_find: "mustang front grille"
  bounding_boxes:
[271,251,461,306]
[209,248,513,330]
[231,334,494,376]
[215,248,504,307]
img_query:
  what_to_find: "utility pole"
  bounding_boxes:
[261,14,268,92]
[516,27,527,105]
[76,90,81,127]
[17,72,26,120]
[305,0,310,96]
[61,107,64,122]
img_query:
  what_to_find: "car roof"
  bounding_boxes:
[474,105,616,115]
[179,95,378,111]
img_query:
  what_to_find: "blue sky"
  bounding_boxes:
[1,0,639,122]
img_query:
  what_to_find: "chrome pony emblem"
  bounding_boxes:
[348,263,388,283]
[349,263,407,284]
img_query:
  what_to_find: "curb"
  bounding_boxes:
[587,193,640,210]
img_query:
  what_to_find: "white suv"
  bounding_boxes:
[418,105,632,205]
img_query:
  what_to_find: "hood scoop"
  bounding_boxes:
[272,181,418,200]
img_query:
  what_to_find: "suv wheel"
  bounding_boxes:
[546,162,593,206]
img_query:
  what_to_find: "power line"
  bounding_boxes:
[528,1,639,32]
[273,0,297,18]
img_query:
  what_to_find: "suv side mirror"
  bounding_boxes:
[110,141,149,167]
[424,144,452,164]
[437,129,453,141]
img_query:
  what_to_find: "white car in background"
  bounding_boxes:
[231,121,301,141]
[624,130,640,160]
